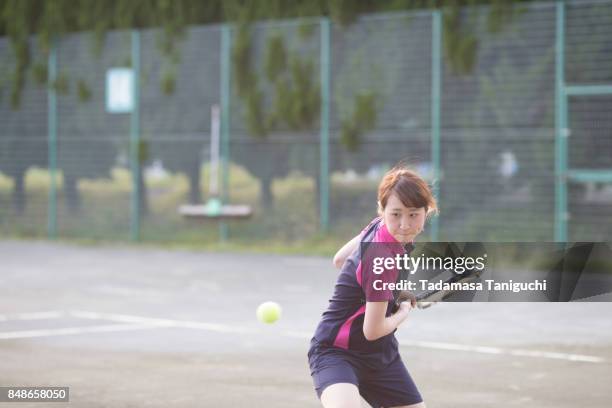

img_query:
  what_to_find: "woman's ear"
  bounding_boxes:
[377,200,383,216]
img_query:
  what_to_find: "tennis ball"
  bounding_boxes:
[256,301,282,324]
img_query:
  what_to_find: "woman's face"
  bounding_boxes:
[381,193,427,243]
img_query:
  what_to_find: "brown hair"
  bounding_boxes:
[377,165,438,218]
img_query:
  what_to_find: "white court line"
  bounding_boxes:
[401,340,605,364]
[508,349,604,363]
[283,330,313,339]
[69,311,256,334]
[281,332,605,363]
[0,323,157,340]
[0,310,606,364]
[0,311,65,321]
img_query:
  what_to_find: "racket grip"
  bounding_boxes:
[417,301,436,309]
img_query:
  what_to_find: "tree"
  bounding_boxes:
[0,0,541,215]
[439,5,556,239]
[0,42,47,214]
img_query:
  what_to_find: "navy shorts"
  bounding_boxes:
[308,344,423,407]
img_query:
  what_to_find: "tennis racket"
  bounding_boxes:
[395,266,484,309]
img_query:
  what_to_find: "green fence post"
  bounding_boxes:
[219,24,232,242]
[131,30,141,242]
[47,37,58,239]
[430,10,442,242]
[555,1,568,242]
[319,18,331,233]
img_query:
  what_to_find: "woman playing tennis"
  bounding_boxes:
[308,165,437,408]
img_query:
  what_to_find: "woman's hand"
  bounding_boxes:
[397,300,414,316]
[392,300,414,329]
[364,299,415,341]
[396,290,417,308]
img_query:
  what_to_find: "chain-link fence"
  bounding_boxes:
[1,1,611,245]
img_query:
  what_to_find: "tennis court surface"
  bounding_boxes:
[1,240,611,407]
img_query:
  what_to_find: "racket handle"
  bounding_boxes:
[417,301,436,309]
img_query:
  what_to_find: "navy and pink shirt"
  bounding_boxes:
[311,217,414,368]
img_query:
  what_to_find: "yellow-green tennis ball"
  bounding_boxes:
[256,301,281,324]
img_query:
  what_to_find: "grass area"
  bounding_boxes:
[0,165,372,256]
[2,165,609,257]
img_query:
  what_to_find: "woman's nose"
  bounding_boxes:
[400,220,412,230]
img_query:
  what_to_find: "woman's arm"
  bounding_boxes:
[332,234,361,269]
[362,301,413,341]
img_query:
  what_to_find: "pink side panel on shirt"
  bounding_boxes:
[333,221,398,350]
[358,221,396,286]
[376,222,399,243]
[332,305,366,349]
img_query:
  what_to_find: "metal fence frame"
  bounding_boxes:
[31,0,612,242]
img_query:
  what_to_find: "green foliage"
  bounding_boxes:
[265,34,287,81]
[232,24,253,97]
[442,4,478,75]
[8,42,29,108]
[298,22,315,39]
[442,1,524,75]
[138,139,149,164]
[51,71,69,94]
[327,0,370,27]
[232,25,321,138]
[488,0,526,33]
[231,23,270,138]
[245,86,267,139]
[0,0,532,140]
[161,68,176,95]
[275,56,321,131]
[1,0,191,107]
[354,92,376,126]
[332,20,389,153]
[32,61,47,85]
[340,92,377,152]
[76,78,91,101]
